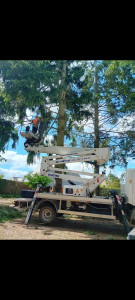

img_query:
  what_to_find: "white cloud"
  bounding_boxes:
[1,151,27,169]
[46,104,59,115]
[0,150,42,179]
[0,167,28,180]
[114,114,135,133]
[44,135,54,145]
[67,162,86,172]
[66,162,125,180]
[67,161,95,178]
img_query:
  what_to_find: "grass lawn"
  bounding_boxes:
[0,205,24,223]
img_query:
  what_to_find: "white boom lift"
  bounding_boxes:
[25,143,110,196]
[19,132,131,233]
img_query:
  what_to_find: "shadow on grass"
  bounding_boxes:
[22,213,126,239]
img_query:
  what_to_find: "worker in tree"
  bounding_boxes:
[32,116,41,134]
[23,116,41,147]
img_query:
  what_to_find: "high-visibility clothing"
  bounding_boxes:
[33,117,40,125]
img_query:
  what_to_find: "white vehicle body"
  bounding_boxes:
[120,169,135,206]
[62,185,84,196]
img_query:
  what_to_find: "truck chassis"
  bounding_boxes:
[21,189,130,233]
[14,181,131,233]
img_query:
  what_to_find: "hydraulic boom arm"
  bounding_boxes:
[24,143,110,196]
[25,144,110,165]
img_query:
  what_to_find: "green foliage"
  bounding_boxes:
[0,194,20,198]
[105,174,120,190]
[78,60,135,167]
[0,95,19,151]
[27,151,37,165]
[24,173,52,189]
[0,60,53,137]
[99,187,120,197]
[0,205,23,223]
[104,60,135,113]
[0,60,89,153]
[84,231,96,236]
[0,179,8,193]
[0,155,4,162]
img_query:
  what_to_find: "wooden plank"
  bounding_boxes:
[14,198,33,208]
[58,210,116,220]
[14,198,33,202]
[36,193,113,205]
[59,200,62,210]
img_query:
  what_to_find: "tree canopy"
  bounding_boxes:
[105,174,120,190]
[68,60,135,168]
[0,60,134,173]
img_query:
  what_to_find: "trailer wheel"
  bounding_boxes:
[39,204,57,225]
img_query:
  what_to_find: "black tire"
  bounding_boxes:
[39,204,57,225]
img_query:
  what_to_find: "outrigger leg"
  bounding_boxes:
[110,190,131,234]
[25,185,42,225]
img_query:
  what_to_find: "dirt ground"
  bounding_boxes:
[0,198,129,240]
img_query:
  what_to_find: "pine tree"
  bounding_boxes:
[68,60,135,194]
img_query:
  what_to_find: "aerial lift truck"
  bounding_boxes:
[20,131,132,233]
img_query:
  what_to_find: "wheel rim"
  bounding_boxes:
[42,208,53,222]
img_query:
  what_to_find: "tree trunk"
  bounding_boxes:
[93,61,100,196]
[54,60,67,193]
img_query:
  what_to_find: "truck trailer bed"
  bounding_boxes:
[36,192,116,220]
